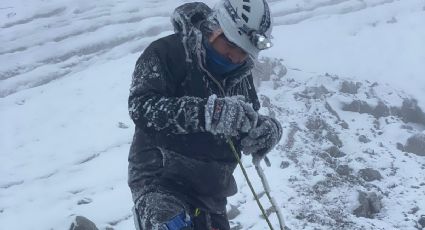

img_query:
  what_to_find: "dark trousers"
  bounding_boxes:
[133,191,230,230]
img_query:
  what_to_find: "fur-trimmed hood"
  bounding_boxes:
[171,2,254,90]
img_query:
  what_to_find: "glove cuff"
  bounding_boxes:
[270,116,283,143]
[205,94,219,132]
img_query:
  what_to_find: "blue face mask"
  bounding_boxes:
[203,39,243,76]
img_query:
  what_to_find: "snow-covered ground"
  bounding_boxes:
[1,0,424,229]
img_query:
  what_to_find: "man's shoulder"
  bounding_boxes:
[149,33,183,52]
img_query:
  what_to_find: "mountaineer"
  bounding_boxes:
[128,0,282,229]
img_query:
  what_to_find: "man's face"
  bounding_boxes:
[209,31,249,64]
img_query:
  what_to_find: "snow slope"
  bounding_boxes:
[1,0,424,229]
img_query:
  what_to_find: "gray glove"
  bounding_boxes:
[205,94,258,136]
[241,115,282,161]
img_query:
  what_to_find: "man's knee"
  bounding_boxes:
[133,192,191,230]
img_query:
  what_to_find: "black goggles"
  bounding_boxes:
[222,0,273,50]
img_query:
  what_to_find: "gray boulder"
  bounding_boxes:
[342,100,373,114]
[353,191,382,218]
[342,100,390,119]
[325,146,346,158]
[326,132,343,148]
[300,85,330,99]
[405,133,425,156]
[340,81,361,94]
[306,116,342,147]
[336,165,353,176]
[396,142,404,151]
[372,101,390,118]
[280,161,290,169]
[306,116,327,131]
[69,216,98,230]
[398,99,425,125]
[358,135,371,143]
[419,215,425,228]
[358,168,382,182]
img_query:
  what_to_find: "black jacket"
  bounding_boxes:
[128,2,260,214]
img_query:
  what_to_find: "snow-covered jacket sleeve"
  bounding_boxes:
[128,42,206,134]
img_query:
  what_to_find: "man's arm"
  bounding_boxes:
[128,45,206,134]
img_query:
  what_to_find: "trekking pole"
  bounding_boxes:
[226,138,275,230]
[253,158,288,230]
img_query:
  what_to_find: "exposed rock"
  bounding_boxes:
[319,151,336,165]
[342,100,373,114]
[325,146,346,158]
[400,124,413,130]
[325,101,341,120]
[260,95,272,108]
[280,161,290,169]
[340,81,361,94]
[358,135,371,143]
[336,165,353,176]
[340,121,349,129]
[299,85,330,99]
[305,116,342,147]
[408,206,419,214]
[419,215,425,228]
[77,198,92,205]
[344,98,425,125]
[227,204,241,220]
[398,99,425,125]
[342,100,390,119]
[358,168,382,182]
[285,122,300,150]
[313,179,341,196]
[326,132,343,148]
[405,133,425,156]
[396,143,405,151]
[372,101,390,118]
[117,122,129,129]
[386,17,397,24]
[69,216,98,230]
[353,192,382,218]
[306,116,327,131]
[252,57,287,87]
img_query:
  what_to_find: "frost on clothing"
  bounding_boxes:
[205,94,258,136]
[135,192,188,230]
[135,191,231,230]
[171,2,212,64]
[241,115,283,162]
[129,48,206,134]
[128,2,261,214]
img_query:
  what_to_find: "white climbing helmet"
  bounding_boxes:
[213,0,273,58]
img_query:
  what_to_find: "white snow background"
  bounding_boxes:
[1,0,424,229]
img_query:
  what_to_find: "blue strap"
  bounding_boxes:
[163,212,192,230]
